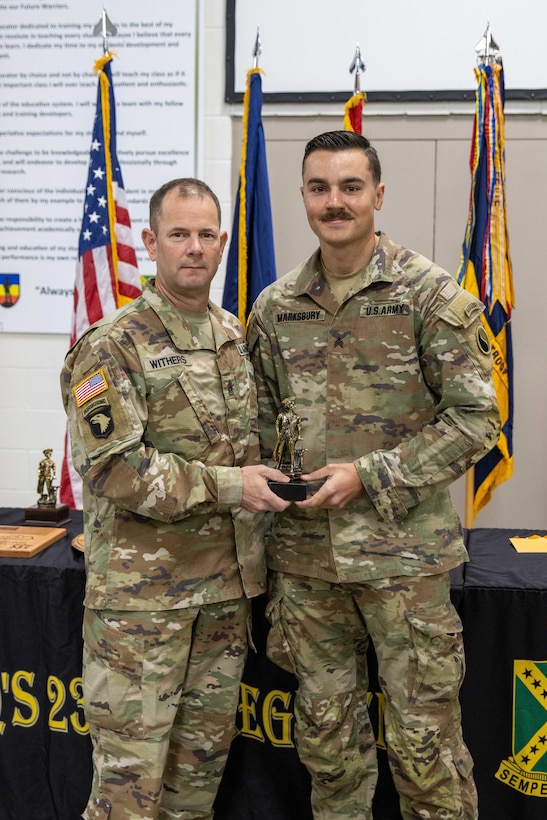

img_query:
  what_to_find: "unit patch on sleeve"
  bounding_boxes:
[477,325,491,355]
[73,369,109,407]
[83,398,114,438]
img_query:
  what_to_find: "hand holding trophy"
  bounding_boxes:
[268,398,308,501]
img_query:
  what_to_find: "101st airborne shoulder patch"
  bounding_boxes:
[83,398,114,439]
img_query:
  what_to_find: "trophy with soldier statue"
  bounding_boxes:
[24,448,70,526]
[267,397,308,501]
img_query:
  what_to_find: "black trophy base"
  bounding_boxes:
[24,503,71,527]
[268,479,307,501]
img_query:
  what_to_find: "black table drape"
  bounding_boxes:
[1,509,547,819]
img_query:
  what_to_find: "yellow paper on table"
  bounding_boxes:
[510,535,547,553]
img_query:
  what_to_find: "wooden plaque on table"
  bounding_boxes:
[0,525,67,558]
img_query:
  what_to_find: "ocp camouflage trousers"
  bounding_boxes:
[81,599,250,820]
[266,571,478,820]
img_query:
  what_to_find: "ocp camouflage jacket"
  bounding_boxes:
[61,280,265,610]
[247,233,501,582]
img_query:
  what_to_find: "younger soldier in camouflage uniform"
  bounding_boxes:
[61,179,290,820]
[247,132,501,819]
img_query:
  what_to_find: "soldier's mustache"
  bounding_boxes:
[320,209,352,221]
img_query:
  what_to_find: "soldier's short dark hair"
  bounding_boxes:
[302,130,382,186]
[149,178,222,233]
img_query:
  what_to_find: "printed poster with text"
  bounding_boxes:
[0,0,198,333]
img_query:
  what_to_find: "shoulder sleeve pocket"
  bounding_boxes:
[434,285,493,377]
[71,360,143,461]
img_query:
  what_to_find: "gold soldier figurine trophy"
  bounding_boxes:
[268,397,308,501]
[24,448,70,526]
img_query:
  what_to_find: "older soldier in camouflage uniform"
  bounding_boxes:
[247,132,500,819]
[61,178,290,820]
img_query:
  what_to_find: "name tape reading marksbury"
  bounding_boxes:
[274,310,325,323]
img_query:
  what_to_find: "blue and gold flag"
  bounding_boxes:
[458,61,515,519]
[223,69,276,325]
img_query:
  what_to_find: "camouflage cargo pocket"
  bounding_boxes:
[452,745,474,780]
[405,602,465,707]
[441,739,478,818]
[265,595,297,676]
[82,609,145,737]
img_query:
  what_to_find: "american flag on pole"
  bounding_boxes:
[60,52,141,508]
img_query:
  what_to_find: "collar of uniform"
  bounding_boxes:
[142,280,242,349]
[293,233,396,298]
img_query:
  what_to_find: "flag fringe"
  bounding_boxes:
[474,455,514,518]
[343,92,366,133]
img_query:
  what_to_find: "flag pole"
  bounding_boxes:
[464,469,475,529]
[93,6,117,55]
[344,44,366,133]
[222,27,276,325]
[459,23,514,526]
[253,26,261,68]
[60,7,141,508]
[464,22,497,532]
[463,25,495,533]
[349,43,366,94]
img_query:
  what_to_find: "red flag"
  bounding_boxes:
[343,92,366,134]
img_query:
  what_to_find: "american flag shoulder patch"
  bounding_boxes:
[74,369,108,407]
